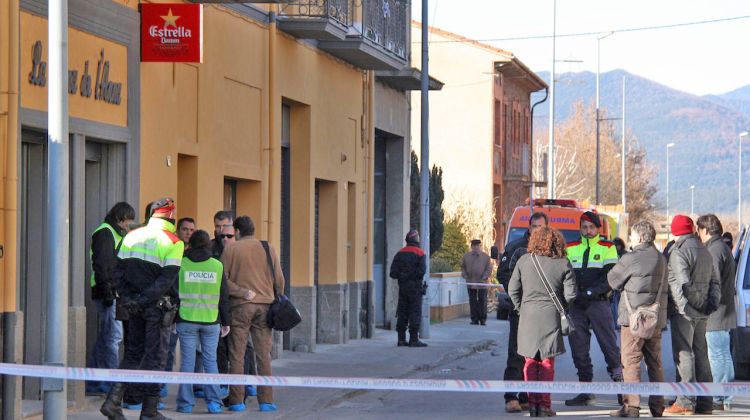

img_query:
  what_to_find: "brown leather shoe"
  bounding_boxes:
[609,405,640,418]
[505,400,522,413]
[664,403,694,415]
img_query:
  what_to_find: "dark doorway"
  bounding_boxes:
[373,136,387,326]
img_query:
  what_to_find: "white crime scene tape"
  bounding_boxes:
[1,363,749,397]
[428,280,505,289]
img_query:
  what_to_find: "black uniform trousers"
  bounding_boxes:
[468,288,488,323]
[217,336,256,375]
[118,306,169,398]
[504,310,528,403]
[396,285,423,335]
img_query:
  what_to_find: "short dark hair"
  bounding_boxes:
[631,220,656,244]
[105,202,135,224]
[234,216,255,237]
[529,212,548,226]
[144,201,155,222]
[177,217,195,230]
[696,214,723,236]
[188,230,212,251]
[213,210,233,222]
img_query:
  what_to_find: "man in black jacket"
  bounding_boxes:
[696,214,736,411]
[665,215,721,415]
[86,202,135,395]
[496,212,547,413]
[390,230,428,347]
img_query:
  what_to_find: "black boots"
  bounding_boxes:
[139,395,171,420]
[408,332,428,347]
[565,393,596,406]
[397,331,408,347]
[100,383,127,420]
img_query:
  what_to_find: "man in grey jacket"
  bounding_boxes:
[696,214,736,411]
[461,239,493,325]
[665,215,721,415]
[607,221,668,418]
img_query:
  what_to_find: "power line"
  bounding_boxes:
[414,14,750,44]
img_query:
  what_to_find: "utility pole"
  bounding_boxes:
[690,185,695,215]
[44,0,70,418]
[547,0,557,199]
[595,31,613,205]
[740,131,748,229]
[621,76,626,212]
[666,143,675,240]
[419,0,430,339]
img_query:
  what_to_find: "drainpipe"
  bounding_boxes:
[267,12,279,245]
[3,0,20,417]
[366,70,375,337]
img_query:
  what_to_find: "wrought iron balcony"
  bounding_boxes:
[313,0,409,70]
[278,0,353,40]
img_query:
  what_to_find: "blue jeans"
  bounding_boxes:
[706,330,734,404]
[176,322,223,409]
[86,299,123,392]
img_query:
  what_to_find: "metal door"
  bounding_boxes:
[373,138,387,326]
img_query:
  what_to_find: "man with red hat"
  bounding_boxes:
[564,211,623,407]
[101,197,184,420]
[664,215,721,415]
[390,230,428,347]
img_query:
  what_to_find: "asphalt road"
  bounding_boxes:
[65,317,750,419]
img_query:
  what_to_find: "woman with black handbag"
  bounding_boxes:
[509,227,577,417]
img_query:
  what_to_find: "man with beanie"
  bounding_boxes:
[696,214,736,411]
[665,215,721,415]
[461,239,493,326]
[565,211,623,407]
[101,198,184,420]
[390,230,428,347]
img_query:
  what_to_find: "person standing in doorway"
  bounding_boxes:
[462,239,493,326]
[100,198,184,420]
[86,202,135,395]
[696,214,736,412]
[497,212,548,413]
[390,230,428,347]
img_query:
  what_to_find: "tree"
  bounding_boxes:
[409,150,446,255]
[432,217,468,271]
[534,101,657,221]
[429,165,445,255]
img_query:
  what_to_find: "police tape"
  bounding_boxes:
[428,280,505,289]
[1,363,749,397]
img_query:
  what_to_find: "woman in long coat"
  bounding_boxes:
[509,227,577,417]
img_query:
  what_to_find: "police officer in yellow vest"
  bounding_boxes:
[86,202,135,395]
[101,198,184,420]
[175,230,231,414]
[564,211,623,407]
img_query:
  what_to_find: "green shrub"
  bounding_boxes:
[430,256,454,273]
[432,218,468,271]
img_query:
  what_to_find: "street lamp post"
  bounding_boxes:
[690,185,695,215]
[548,0,557,199]
[595,31,613,205]
[666,142,675,238]
[621,76,626,212]
[740,131,748,229]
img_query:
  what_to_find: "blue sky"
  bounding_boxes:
[412,0,750,96]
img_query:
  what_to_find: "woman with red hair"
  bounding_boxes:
[509,227,577,417]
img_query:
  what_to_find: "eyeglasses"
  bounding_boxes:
[220,234,235,239]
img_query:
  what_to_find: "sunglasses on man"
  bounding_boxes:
[220,234,234,239]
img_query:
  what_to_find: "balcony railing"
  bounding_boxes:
[280,0,352,27]
[362,0,407,60]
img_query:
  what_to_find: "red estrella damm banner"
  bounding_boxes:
[141,4,203,63]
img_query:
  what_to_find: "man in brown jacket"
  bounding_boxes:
[221,216,285,412]
[461,239,493,325]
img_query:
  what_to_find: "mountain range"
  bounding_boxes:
[532,70,750,216]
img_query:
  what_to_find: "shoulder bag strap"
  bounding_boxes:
[261,240,279,299]
[530,254,566,316]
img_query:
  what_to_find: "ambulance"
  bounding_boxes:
[504,199,614,246]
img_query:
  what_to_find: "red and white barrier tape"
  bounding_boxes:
[1,363,748,396]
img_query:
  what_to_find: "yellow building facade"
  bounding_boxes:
[1,0,416,415]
